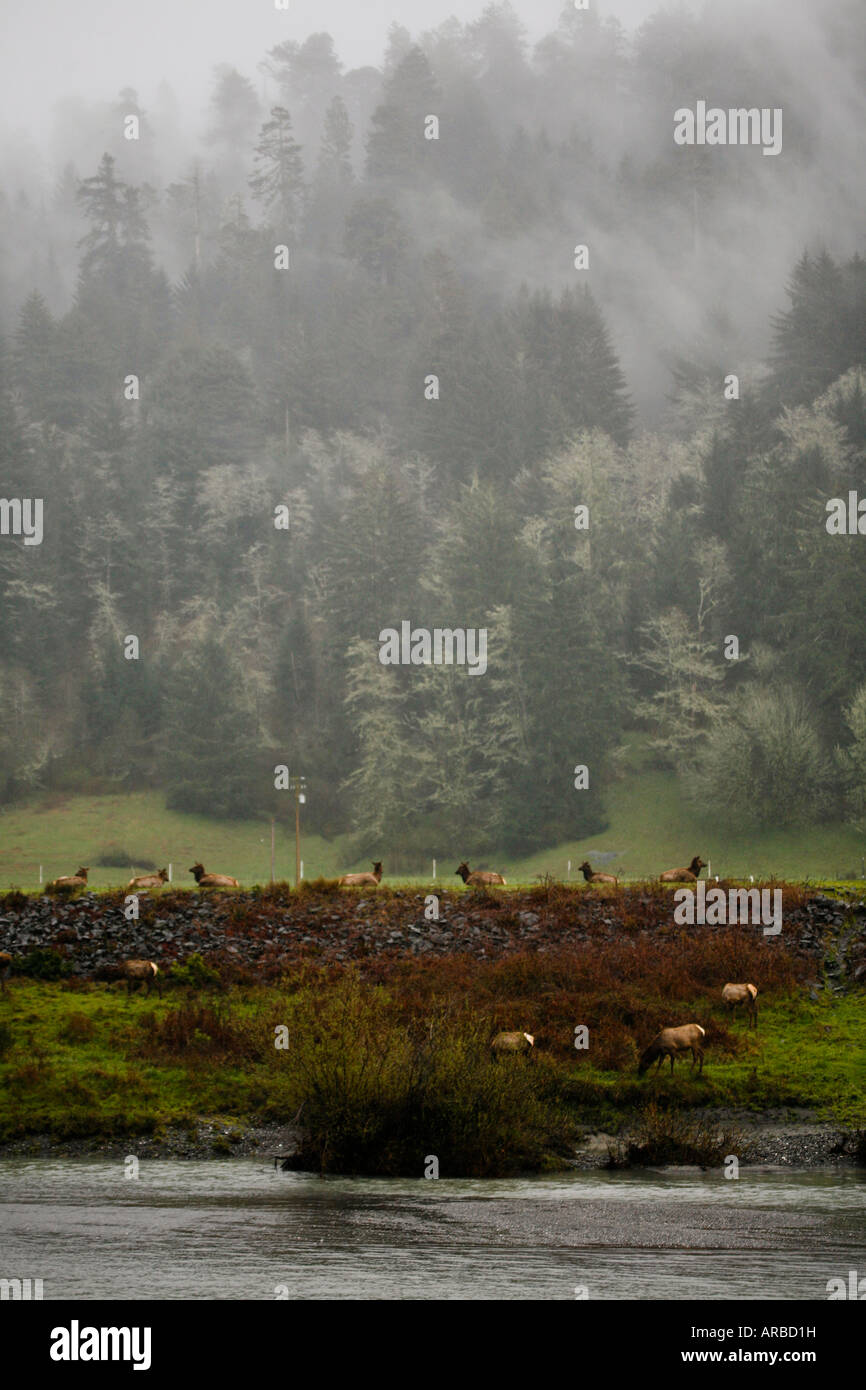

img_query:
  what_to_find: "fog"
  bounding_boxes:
[2,0,673,141]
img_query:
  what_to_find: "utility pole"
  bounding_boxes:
[288,774,307,886]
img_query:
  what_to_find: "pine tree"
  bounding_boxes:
[249,107,306,236]
[162,638,265,818]
[365,47,440,183]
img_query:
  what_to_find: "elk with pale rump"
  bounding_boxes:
[659,856,706,883]
[638,1023,706,1076]
[491,1030,534,1057]
[578,861,618,885]
[46,867,89,892]
[722,982,758,1028]
[189,863,240,888]
[127,869,168,890]
[338,862,383,887]
[121,960,161,997]
[455,862,506,886]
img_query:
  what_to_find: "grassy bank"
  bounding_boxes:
[2,780,866,891]
[2,953,863,1173]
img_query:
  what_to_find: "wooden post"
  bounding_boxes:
[295,794,301,887]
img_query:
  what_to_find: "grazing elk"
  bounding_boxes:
[638,1023,706,1076]
[46,867,89,892]
[338,862,383,887]
[659,856,706,883]
[578,860,618,885]
[127,868,168,890]
[722,982,758,1028]
[0,951,12,993]
[121,960,161,997]
[188,863,240,888]
[491,1030,535,1058]
[455,862,506,886]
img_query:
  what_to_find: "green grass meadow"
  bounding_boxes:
[1,775,865,891]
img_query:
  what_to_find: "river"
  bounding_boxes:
[1,1160,864,1300]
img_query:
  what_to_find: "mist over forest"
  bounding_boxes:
[1,0,865,867]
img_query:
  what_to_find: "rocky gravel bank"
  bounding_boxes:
[1,884,865,985]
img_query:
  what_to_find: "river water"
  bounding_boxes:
[1,1160,864,1300]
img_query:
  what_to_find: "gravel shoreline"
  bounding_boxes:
[1,1116,861,1170]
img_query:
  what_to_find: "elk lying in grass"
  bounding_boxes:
[121,959,161,997]
[722,982,758,1028]
[578,860,618,885]
[127,868,168,890]
[659,856,706,883]
[455,861,507,886]
[0,950,11,993]
[338,861,383,887]
[46,867,89,892]
[189,863,240,888]
[638,1023,706,1076]
[491,1030,534,1058]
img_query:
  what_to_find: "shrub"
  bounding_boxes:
[281,974,575,1177]
[15,948,72,980]
[607,1100,748,1167]
[138,1004,266,1061]
[169,953,221,990]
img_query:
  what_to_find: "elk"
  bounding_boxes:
[0,950,11,993]
[338,861,383,887]
[188,863,240,888]
[491,1030,534,1057]
[578,860,618,885]
[127,868,168,890]
[121,959,161,997]
[455,862,506,886]
[638,1023,706,1076]
[659,856,706,883]
[46,867,89,892]
[722,982,758,1028]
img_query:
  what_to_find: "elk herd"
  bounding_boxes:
[16,851,763,1073]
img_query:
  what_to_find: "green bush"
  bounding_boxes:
[16,948,72,981]
[169,953,221,990]
[281,975,575,1177]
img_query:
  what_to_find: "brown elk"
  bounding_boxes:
[491,1030,534,1057]
[338,861,383,887]
[638,1023,706,1076]
[722,982,758,1028]
[578,860,618,885]
[46,867,89,892]
[659,856,706,883]
[455,862,506,886]
[0,951,12,993]
[189,863,240,888]
[121,959,161,997]
[127,868,168,890]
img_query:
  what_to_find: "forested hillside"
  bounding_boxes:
[1,1,866,865]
